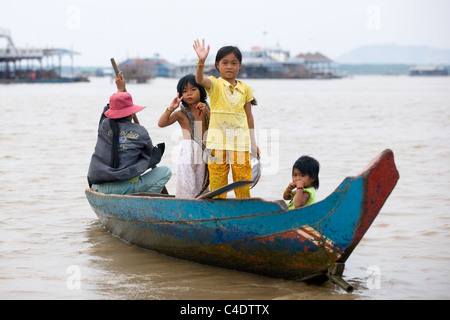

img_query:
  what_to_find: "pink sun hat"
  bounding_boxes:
[105,92,146,119]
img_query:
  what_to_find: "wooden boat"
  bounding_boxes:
[85,149,399,292]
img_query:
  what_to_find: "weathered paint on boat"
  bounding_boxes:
[85,149,399,286]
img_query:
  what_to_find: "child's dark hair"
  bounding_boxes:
[292,155,320,189]
[177,74,207,104]
[215,46,242,71]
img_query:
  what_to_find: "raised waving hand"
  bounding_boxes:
[193,39,210,62]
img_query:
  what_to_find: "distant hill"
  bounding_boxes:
[336,44,450,65]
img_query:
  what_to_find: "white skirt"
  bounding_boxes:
[176,140,207,198]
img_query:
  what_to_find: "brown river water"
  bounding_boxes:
[1,75,449,300]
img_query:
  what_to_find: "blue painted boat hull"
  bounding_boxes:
[85,149,399,282]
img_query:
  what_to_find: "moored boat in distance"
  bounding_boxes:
[85,149,399,292]
[409,65,448,76]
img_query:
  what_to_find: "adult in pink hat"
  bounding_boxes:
[105,91,145,119]
[87,72,171,195]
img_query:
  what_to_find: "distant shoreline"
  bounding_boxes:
[69,63,450,77]
[338,63,450,75]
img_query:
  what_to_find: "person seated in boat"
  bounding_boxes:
[283,155,320,209]
[87,72,172,195]
[158,74,210,198]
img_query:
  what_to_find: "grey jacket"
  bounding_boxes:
[87,105,164,187]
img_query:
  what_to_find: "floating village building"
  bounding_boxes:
[296,52,337,78]
[0,29,87,83]
[117,57,172,83]
[170,46,340,79]
[2,28,340,83]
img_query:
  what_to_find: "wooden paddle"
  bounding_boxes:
[197,180,252,199]
[110,58,140,124]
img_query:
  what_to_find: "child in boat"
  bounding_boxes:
[193,39,259,198]
[158,74,210,198]
[87,72,172,195]
[283,155,320,209]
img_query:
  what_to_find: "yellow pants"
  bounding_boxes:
[208,150,251,198]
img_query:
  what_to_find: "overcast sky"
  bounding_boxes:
[2,0,450,66]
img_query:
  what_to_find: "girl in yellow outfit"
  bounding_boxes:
[193,39,259,198]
